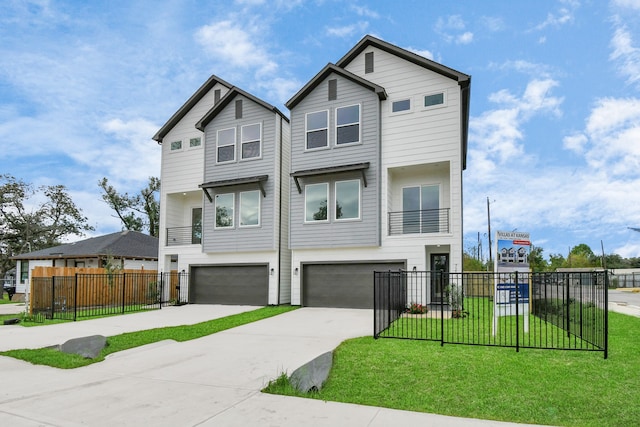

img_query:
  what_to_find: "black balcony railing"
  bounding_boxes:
[388,208,450,235]
[166,226,201,246]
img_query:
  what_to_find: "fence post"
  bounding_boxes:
[51,276,56,320]
[566,274,571,339]
[373,272,378,339]
[604,271,609,359]
[515,271,519,353]
[74,273,78,321]
[440,270,445,347]
[122,273,126,314]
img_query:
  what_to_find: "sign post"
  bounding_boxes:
[492,231,531,336]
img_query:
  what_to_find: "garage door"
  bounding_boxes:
[302,262,405,309]
[190,265,268,305]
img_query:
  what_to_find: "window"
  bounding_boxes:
[305,183,328,222]
[402,185,440,233]
[20,260,29,283]
[392,99,411,113]
[335,180,360,220]
[336,104,360,145]
[241,123,261,159]
[170,140,182,151]
[214,89,221,104]
[235,99,243,119]
[424,92,445,108]
[240,190,260,227]
[217,128,236,163]
[306,111,328,149]
[215,193,234,228]
[191,208,202,244]
[189,137,201,148]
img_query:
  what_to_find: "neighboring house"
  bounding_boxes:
[154,77,291,305]
[10,230,159,301]
[285,35,471,308]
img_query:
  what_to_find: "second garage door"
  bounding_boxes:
[302,262,405,309]
[190,265,268,305]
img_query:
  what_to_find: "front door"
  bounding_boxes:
[431,253,449,303]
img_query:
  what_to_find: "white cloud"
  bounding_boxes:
[563,133,588,153]
[326,21,369,38]
[612,0,640,9]
[480,16,505,32]
[610,24,640,87]
[408,47,435,61]
[457,31,474,44]
[195,20,278,77]
[532,3,577,31]
[351,5,380,19]
[435,15,474,44]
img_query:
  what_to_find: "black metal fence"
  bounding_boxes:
[30,272,189,321]
[374,271,608,358]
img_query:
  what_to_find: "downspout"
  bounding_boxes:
[276,114,283,305]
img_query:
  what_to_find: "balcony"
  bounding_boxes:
[166,226,201,246]
[388,208,450,235]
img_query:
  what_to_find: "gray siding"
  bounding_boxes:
[289,74,381,249]
[202,95,278,252]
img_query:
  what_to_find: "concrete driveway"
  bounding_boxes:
[0,306,538,426]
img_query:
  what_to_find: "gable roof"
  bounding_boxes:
[11,231,159,261]
[336,34,471,169]
[152,74,234,143]
[285,63,387,110]
[195,86,289,131]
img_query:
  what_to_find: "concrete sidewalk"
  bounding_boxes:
[0,306,539,427]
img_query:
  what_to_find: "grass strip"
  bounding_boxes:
[1,305,297,369]
[264,311,640,427]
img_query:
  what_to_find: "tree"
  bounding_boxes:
[529,246,548,272]
[98,177,160,237]
[463,251,485,271]
[0,175,94,275]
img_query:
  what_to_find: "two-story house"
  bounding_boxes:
[286,35,470,308]
[153,77,291,305]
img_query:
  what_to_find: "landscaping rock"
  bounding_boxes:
[59,335,107,359]
[2,318,20,325]
[289,351,333,393]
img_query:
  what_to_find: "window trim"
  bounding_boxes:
[335,104,361,146]
[422,91,447,111]
[216,127,236,164]
[170,140,183,151]
[334,179,361,221]
[239,190,261,227]
[305,110,329,151]
[214,193,235,229]
[188,136,202,150]
[391,98,412,114]
[240,123,262,161]
[304,182,329,223]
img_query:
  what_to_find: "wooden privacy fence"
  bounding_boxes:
[30,268,187,320]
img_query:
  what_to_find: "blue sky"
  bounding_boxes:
[1,0,639,261]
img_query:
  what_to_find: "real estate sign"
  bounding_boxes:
[493,230,531,335]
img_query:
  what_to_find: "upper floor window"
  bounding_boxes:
[305,183,328,222]
[392,99,411,113]
[191,208,202,244]
[170,140,182,151]
[335,179,360,220]
[215,193,234,228]
[189,137,201,148]
[240,190,261,227]
[217,128,236,163]
[306,110,328,150]
[241,123,261,160]
[336,104,360,145]
[424,92,446,108]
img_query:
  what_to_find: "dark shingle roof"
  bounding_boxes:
[11,231,158,260]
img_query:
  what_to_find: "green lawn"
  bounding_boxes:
[264,311,639,427]
[0,305,297,369]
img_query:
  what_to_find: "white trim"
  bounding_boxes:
[390,98,412,115]
[240,122,262,161]
[335,103,361,146]
[216,127,236,164]
[334,179,361,221]
[239,190,261,227]
[304,182,329,223]
[214,192,235,229]
[169,140,183,151]
[188,136,202,150]
[421,90,447,111]
[305,110,329,151]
